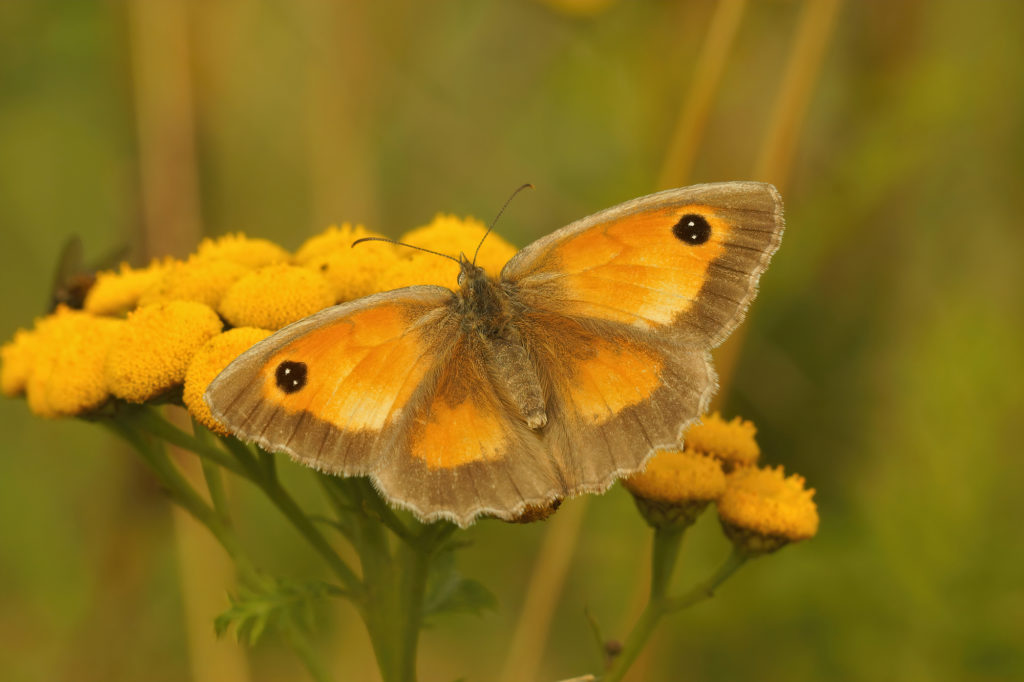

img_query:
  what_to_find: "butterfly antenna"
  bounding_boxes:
[473,183,533,266]
[351,236,461,264]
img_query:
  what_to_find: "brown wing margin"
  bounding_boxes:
[678,183,784,348]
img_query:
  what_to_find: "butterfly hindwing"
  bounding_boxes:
[517,312,716,493]
[373,331,564,524]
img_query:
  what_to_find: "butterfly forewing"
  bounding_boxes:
[205,286,458,475]
[503,181,784,348]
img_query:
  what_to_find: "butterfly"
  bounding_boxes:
[205,182,785,526]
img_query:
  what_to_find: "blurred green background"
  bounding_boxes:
[2,1,1022,681]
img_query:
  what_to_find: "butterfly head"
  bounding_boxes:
[456,252,486,285]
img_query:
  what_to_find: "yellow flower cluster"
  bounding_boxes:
[624,414,818,552]
[1,216,517,428]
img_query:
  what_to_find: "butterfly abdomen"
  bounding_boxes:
[455,265,547,430]
[485,332,547,430]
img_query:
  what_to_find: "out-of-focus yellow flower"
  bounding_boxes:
[376,251,462,291]
[684,412,760,468]
[84,259,173,316]
[717,465,819,555]
[184,327,272,434]
[294,223,384,265]
[138,258,249,309]
[195,233,290,269]
[1,327,37,397]
[11,308,124,417]
[400,214,517,278]
[106,301,223,403]
[624,448,726,529]
[218,264,334,330]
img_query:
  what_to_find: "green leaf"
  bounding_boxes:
[214,573,334,647]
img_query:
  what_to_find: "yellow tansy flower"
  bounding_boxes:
[106,301,223,403]
[219,264,334,330]
[44,316,123,416]
[717,465,819,555]
[184,327,272,434]
[83,259,173,316]
[15,308,123,417]
[376,251,463,291]
[294,223,384,265]
[400,214,517,277]
[624,448,726,529]
[684,412,760,468]
[303,243,403,303]
[1,327,37,397]
[138,258,249,309]
[195,233,290,269]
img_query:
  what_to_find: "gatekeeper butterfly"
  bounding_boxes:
[205,182,784,526]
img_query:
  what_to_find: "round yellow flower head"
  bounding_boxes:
[11,308,123,417]
[195,233,290,269]
[294,223,385,265]
[138,258,249,309]
[106,301,223,403]
[1,327,37,397]
[717,465,819,555]
[684,412,760,469]
[219,264,334,330]
[400,214,517,278]
[184,327,272,434]
[302,242,403,303]
[84,259,174,316]
[624,448,726,529]
[377,251,463,291]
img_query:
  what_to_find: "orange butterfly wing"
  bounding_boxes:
[205,287,563,524]
[205,287,457,475]
[504,181,783,347]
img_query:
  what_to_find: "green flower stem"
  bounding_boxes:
[343,478,415,543]
[328,479,456,682]
[662,547,747,612]
[649,525,685,601]
[128,419,342,682]
[201,459,231,522]
[103,419,256,581]
[393,536,432,682]
[129,406,247,476]
[602,546,749,682]
[192,420,232,523]
[217,436,364,597]
[261,478,364,595]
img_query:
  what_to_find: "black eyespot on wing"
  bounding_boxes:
[672,214,711,245]
[275,361,307,393]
